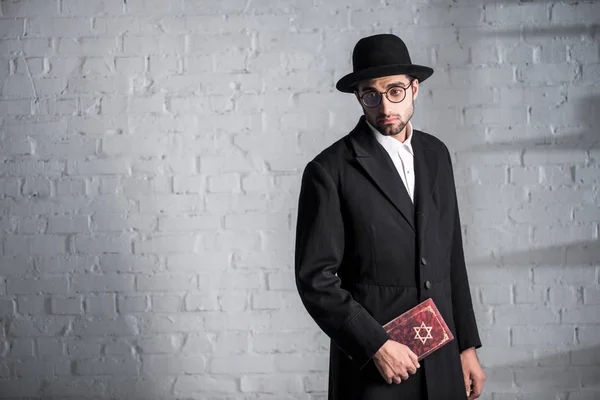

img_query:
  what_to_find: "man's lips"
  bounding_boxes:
[378,117,400,124]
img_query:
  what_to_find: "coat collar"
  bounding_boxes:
[348,116,438,245]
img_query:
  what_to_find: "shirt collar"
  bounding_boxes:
[367,119,414,156]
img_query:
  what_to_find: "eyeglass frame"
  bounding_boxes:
[357,79,415,108]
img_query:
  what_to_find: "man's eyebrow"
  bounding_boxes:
[360,81,409,92]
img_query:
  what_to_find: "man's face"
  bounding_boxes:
[355,74,419,137]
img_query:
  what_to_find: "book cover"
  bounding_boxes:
[382,298,454,360]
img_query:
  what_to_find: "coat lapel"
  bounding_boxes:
[412,130,439,248]
[349,117,416,232]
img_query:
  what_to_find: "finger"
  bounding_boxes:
[463,374,471,395]
[408,349,420,368]
[392,376,401,384]
[407,364,417,375]
[473,376,483,398]
[399,371,409,380]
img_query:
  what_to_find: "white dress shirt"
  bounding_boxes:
[367,120,415,203]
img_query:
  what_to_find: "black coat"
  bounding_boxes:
[294,117,482,400]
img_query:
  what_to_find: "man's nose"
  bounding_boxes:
[378,94,393,113]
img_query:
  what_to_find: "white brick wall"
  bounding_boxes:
[0,0,599,399]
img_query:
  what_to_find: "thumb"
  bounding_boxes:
[463,371,471,396]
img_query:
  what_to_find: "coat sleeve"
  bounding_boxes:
[445,146,483,353]
[294,159,390,369]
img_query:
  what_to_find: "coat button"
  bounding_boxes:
[421,257,427,266]
[424,280,432,289]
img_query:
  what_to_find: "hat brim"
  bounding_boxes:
[336,64,434,93]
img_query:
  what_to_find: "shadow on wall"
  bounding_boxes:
[480,345,600,396]
[467,94,600,266]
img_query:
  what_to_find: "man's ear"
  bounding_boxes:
[412,79,419,101]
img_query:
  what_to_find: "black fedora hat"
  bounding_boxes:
[336,34,434,93]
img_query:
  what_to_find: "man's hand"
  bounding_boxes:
[373,340,420,384]
[460,347,485,399]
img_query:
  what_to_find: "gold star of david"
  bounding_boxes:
[413,322,433,344]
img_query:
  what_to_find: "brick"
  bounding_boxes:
[0,18,25,36]
[37,337,64,356]
[67,158,131,176]
[274,354,328,372]
[137,314,203,333]
[185,293,219,311]
[137,274,197,292]
[75,356,138,376]
[16,295,46,314]
[9,316,70,337]
[74,233,133,253]
[485,3,549,25]
[117,295,148,313]
[134,235,198,254]
[0,256,35,277]
[512,326,575,346]
[514,368,581,390]
[0,178,20,196]
[0,299,15,316]
[72,316,139,336]
[579,326,600,346]
[518,64,579,84]
[85,294,116,314]
[211,355,275,374]
[575,167,600,185]
[0,38,51,56]
[508,204,573,224]
[495,304,558,324]
[174,375,236,394]
[0,379,41,397]
[7,277,68,295]
[536,40,568,64]
[51,296,83,314]
[477,284,511,306]
[534,266,596,285]
[562,306,600,324]
[241,374,304,393]
[92,213,157,232]
[449,66,514,86]
[514,284,547,304]
[551,3,600,24]
[137,334,182,354]
[158,215,221,232]
[150,294,183,313]
[570,42,600,64]
[532,225,595,248]
[583,287,600,304]
[207,173,240,193]
[137,194,205,214]
[57,37,119,56]
[71,274,135,293]
[199,270,262,291]
[66,338,103,357]
[539,165,574,185]
[47,215,90,234]
[224,212,288,230]
[61,0,124,16]
[266,272,297,292]
[142,354,206,375]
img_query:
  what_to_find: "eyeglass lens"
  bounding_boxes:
[362,86,407,107]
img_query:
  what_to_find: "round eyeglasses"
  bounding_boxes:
[358,81,414,108]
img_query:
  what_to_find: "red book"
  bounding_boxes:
[382,298,454,360]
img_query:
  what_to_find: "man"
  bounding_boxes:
[294,34,486,400]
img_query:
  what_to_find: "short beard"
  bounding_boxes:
[376,119,408,136]
[364,101,414,137]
